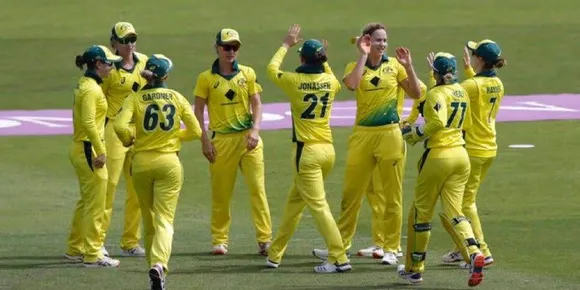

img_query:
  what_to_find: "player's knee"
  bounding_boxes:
[451,216,469,226]
[413,223,431,232]
[464,237,480,248]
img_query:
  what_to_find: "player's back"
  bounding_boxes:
[425,83,470,149]
[282,72,340,143]
[461,75,504,155]
[131,87,189,153]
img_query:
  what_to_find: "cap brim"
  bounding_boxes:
[219,39,241,46]
[106,54,123,63]
[466,41,477,50]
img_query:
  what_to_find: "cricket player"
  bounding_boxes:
[65,45,122,268]
[193,28,272,256]
[115,54,202,290]
[397,52,486,287]
[100,21,148,257]
[265,24,351,273]
[313,22,423,266]
[359,79,426,260]
[440,40,506,267]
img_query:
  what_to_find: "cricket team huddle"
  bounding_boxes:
[67,20,506,289]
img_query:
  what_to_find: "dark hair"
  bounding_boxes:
[483,57,506,70]
[75,55,97,70]
[362,23,386,36]
[140,70,166,84]
[304,51,328,66]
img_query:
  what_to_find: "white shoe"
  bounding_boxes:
[212,244,228,255]
[312,248,329,260]
[381,251,398,265]
[101,246,110,257]
[396,250,404,258]
[357,246,384,259]
[149,263,166,290]
[313,261,352,273]
[83,256,120,268]
[265,258,279,268]
[441,250,462,263]
[64,253,83,262]
[121,245,146,257]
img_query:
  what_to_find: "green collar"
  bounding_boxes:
[114,52,140,71]
[475,70,497,77]
[84,70,103,84]
[366,53,389,70]
[295,64,324,74]
[211,58,240,80]
[142,82,168,90]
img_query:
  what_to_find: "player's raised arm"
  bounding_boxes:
[343,35,371,90]
[114,95,136,147]
[396,47,422,99]
[267,24,303,86]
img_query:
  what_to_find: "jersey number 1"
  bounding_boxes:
[301,93,330,119]
[144,104,176,131]
[446,102,467,128]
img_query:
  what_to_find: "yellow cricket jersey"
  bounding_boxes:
[266,46,340,143]
[72,71,108,155]
[461,70,505,157]
[344,55,409,126]
[114,84,202,153]
[399,80,427,123]
[421,82,471,150]
[194,59,262,134]
[101,52,149,119]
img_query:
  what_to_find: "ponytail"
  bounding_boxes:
[483,57,507,70]
[141,69,165,84]
[442,72,456,84]
[304,51,328,66]
[75,55,86,70]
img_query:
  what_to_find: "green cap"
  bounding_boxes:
[215,28,242,45]
[82,45,122,65]
[432,52,457,75]
[467,39,501,63]
[297,39,324,61]
[145,54,173,78]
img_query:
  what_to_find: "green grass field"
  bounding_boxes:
[1,0,580,289]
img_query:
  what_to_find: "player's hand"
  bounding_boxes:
[122,136,135,147]
[396,47,413,68]
[246,128,260,151]
[462,46,472,69]
[355,34,371,55]
[201,137,217,163]
[94,154,106,168]
[426,52,435,71]
[283,24,303,48]
[401,124,424,147]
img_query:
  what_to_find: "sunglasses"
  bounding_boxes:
[116,35,138,45]
[220,44,240,52]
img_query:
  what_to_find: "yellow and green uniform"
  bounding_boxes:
[100,52,149,250]
[265,45,349,266]
[114,82,202,272]
[194,59,272,246]
[66,71,109,263]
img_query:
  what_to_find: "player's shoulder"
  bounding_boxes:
[344,61,357,69]
[134,51,148,61]
[238,64,257,75]
[196,68,214,80]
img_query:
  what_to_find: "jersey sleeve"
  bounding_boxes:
[323,62,335,76]
[80,88,106,155]
[247,67,263,96]
[404,80,426,123]
[193,73,209,99]
[113,94,136,146]
[460,78,479,102]
[396,60,409,83]
[342,62,356,82]
[177,92,202,141]
[422,91,447,137]
[266,46,295,90]
[464,65,476,78]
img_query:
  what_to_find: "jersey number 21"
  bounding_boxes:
[301,93,330,119]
